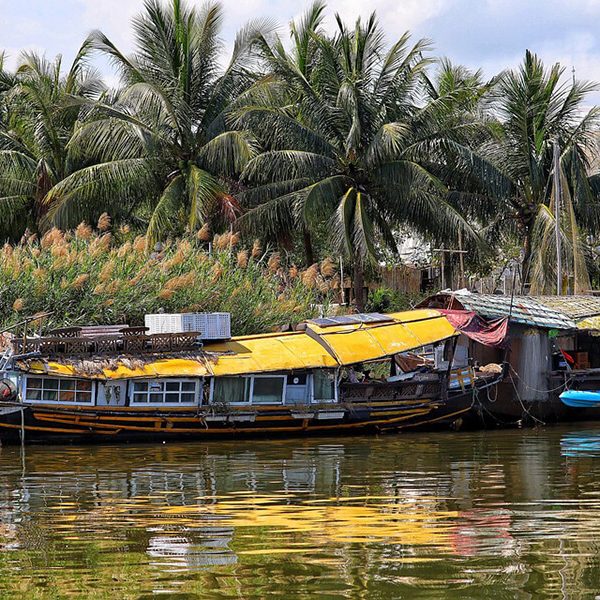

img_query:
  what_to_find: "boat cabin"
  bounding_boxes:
[0,309,507,442]
[18,369,338,408]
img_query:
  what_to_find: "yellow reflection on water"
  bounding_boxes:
[50,491,459,550]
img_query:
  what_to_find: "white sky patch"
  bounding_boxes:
[75,0,143,51]
[0,0,599,106]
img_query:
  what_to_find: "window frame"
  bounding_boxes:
[209,374,288,405]
[128,378,201,407]
[210,376,251,405]
[22,375,95,406]
[310,370,338,404]
[250,374,287,405]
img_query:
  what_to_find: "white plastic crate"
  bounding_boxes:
[204,313,231,339]
[144,313,231,339]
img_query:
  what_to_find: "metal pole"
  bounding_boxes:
[440,245,445,290]
[458,230,465,288]
[339,255,345,305]
[553,140,562,295]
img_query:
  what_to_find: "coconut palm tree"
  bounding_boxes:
[466,50,600,291]
[44,0,270,243]
[0,43,104,240]
[237,5,483,308]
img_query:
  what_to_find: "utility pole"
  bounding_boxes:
[553,139,562,295]
[433,247,468,290]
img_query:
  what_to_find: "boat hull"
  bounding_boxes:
[0,394,474,444]
[559,390,600,408]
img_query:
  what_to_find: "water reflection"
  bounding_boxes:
[561,430,600,458]
[0,428,599,597]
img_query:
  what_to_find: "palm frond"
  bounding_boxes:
[187,165,225,229]
[42,158,156,229]
[147,174,186,244]
[197,130,259,176]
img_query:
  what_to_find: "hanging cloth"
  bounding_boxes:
[439,309,509,348]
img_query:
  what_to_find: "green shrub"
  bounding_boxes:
[0,228,335,335]
[365,287,424,313]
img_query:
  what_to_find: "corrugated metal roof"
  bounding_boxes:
[424,292,577,330]
[535,296,600,320]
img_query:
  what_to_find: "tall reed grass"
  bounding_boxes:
[0,226,337,335]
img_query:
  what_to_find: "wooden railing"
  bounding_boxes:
[11,330,201,357]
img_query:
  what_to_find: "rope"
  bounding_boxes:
[508,364,569,394]
[473,384,522,427]
[470,367,546,427]
[477,401,522,427]
[486,382,498,404]
[508,373,546,426]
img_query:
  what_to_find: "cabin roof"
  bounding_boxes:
[419,292,576,329]
[419,292,600,330]
[202,331,339,375]
[16,309,456,380]
[535,296,600,320]
[304,309,455,365]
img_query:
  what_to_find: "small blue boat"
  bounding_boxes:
[560,390,600,408]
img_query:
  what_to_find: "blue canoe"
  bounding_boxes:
[560,390,600,408]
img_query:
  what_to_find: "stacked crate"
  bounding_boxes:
[144,313,231,340]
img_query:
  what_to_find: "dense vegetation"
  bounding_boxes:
[0,0,599,316]
[0,219,338,333]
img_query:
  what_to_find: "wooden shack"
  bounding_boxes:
[418,292,600,424]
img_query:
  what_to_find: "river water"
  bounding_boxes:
[1,426,600,598]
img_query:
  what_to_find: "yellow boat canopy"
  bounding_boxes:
[304,309,456,365]
[19,309,456,380]
[20,356,214,380]
[204,331,338,375]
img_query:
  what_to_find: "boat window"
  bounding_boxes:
[130,379,199,405]
[252,376,285,404]
[25,376,93,404]
[313,370,336,402]
[212,377,251,404]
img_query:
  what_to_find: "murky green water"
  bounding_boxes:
[1,427,600,598]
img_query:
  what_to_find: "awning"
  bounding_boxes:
[21,357,214,380]
[439,309,508,348]
[305,309,456,365]
[204,331,338,375]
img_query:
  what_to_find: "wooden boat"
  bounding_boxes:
[0,310,505,444]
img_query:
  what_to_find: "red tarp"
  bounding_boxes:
[439,309,509,348]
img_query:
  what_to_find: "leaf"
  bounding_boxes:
[147,174,186,244]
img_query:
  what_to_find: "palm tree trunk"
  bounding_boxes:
[353,259,365,312]
[302,227,315,266]
[521,221,534,293]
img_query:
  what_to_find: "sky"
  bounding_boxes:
[2,0,600,97]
